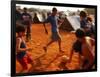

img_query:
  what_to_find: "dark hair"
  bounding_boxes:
[16,26,25,33]
[80,11,87,18]
[75,29,85,38]
[52,7,57,12]
[23,7,27,11]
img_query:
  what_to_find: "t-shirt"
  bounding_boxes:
[80,18,87,29]
[45,15,59,33]
[21,12,32,25]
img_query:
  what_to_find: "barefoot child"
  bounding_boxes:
[16,26,33,73]
[69,29,95,70]
[43,7,64,52]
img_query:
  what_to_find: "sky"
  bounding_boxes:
[16,4,84,12]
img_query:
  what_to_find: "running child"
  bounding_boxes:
[43,7,64,52]
[16,26,33,73]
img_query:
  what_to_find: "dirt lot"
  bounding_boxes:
[16,23,83,73]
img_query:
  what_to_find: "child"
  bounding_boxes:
[21,7,32,42]
[43,7,64,52]
[69,29,95,70]
[16,26,33,73]
[80,11,87,29]
[86,16,95,38]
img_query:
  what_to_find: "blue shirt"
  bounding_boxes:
[80,18,87,28]
[45,15,59,33]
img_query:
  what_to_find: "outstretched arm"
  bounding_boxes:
[43,16,50,35]
[57,18,64,28]
[68,49,74,63]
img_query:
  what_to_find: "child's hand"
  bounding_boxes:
[27,48,33,51]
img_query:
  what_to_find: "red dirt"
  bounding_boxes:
[16,23,82,73]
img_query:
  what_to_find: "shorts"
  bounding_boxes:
[17,55,33,70]
[22,21,30,26]
[51,32,61,41]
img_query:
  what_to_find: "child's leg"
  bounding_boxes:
[43,40,54,52]
[58,38,64,52]
[17,57,29,73]
[28,25,31,39]
[74,53,81,69]
[27,55,34,66]
[26,25,31,41]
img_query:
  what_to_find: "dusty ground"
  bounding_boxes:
[16,23,84,73]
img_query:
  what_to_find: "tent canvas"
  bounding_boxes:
[60,16,80,31]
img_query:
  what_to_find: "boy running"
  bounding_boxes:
[43,7,64,52]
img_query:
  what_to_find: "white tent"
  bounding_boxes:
[67,16,80,30]
[60,15,80,31]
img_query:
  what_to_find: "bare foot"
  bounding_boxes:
[43,46,47,52]
[59,50,64,53]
